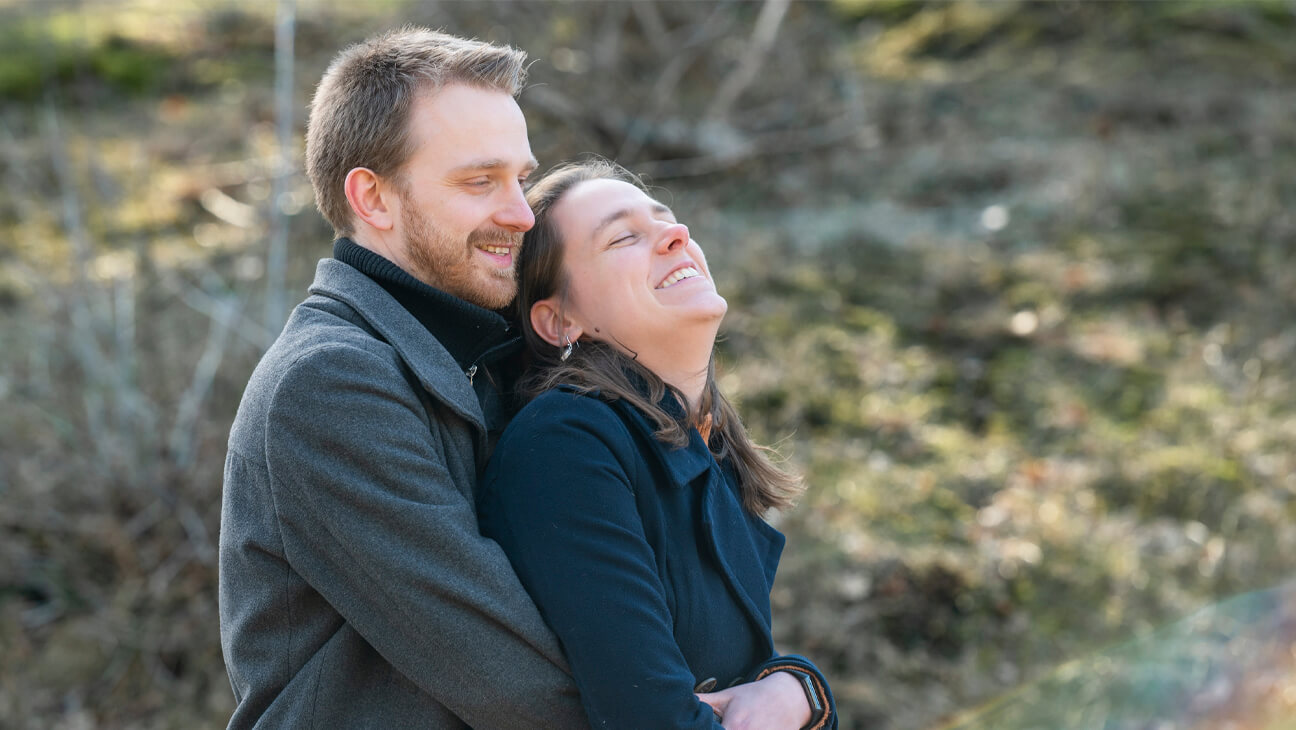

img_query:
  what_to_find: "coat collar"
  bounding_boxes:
[608,397,713,489]
[308,258,486,435]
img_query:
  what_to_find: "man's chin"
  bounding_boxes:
[469,281,517,311]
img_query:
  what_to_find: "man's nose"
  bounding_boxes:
[495,181,535,232]
[655,223,689,253]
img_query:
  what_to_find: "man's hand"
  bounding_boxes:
[696,670,810,730]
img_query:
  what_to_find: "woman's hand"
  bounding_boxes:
[696,670,810,730]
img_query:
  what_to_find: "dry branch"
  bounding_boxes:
[44,101,113,463]
[167,293,238,471]
[265,0,296,343]
[616,3,739,162]
[704,0,792,122]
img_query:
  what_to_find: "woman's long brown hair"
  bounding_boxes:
[515,158,803,515]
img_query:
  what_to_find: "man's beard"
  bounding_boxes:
[402,197,522,311]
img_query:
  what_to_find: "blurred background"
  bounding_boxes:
[2,0,1295,728]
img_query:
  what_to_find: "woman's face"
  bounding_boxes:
[545,178,727,357]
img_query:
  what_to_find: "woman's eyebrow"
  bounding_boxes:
[591,203,674,238]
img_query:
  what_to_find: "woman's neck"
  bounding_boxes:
[634,326,716,418]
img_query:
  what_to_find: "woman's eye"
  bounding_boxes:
[610,233,636,246]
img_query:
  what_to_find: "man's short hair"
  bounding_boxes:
[305,27,529,236]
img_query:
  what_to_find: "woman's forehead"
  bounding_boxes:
[557,178,672,238]
[567,178,659,211]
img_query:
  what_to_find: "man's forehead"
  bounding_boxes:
[406,85,531,153]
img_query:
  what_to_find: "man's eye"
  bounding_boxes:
[610,233,636,246]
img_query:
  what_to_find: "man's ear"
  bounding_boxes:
[530,297,582,348]
[344,167,397,231]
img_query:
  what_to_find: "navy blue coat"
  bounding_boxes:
[480,388,836,729]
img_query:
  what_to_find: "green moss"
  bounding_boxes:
[829,0,925,22]
[1095,450,1248,528]
[0,24,183,101]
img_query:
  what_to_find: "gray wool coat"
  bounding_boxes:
[219,258,587,729]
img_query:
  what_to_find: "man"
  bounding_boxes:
[219,28,587,728]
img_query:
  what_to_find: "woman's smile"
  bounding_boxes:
[656,265,702,289]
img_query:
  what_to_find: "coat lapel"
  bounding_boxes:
[612,398,785,645]
[307,259,486,437]
[699,459,784,647]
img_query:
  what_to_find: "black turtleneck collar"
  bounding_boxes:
[332,238,518,371]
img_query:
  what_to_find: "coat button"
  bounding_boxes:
[693,677,717,692]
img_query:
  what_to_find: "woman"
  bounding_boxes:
[479,159,836,729]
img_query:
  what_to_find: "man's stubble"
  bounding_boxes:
[401,191,522,311]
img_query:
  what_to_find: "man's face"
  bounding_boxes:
[393,84,537,310]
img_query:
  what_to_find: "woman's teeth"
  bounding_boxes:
[657,267,699,289]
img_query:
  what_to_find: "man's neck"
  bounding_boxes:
[333,238,515,370]
[349,230,421,286]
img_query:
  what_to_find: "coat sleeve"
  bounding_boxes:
[263,342,587,730]
[479,393,723,730]
[751,655,839,730]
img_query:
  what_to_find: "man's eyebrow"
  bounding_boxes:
[591,203,674,238]
[447,157,540,176]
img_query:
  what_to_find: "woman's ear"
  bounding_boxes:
[344,167,396,231]
[530,298,582,348]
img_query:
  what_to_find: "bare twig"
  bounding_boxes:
[178,502,216,565]
[44,100,112,461]
[148,540,195,596]
[265,0,296,343]
[524,84,626,150]
[0,116,43,195]
[112,273,140,435]
[122,500,166,540]
[167,293,238,471]
[592,2,631,104]
[0,504,89,535]
[705,0,791,122]
[184,157,276,190]
[617,4,739,162]
[158,268,275,348]
[633,112,864,180]
[630,0,671,55]
[199,188,259,228]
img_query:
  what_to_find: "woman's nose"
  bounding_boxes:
[655,222,689,253]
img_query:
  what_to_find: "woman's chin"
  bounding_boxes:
[691,292,729,320]
[680,301,728,330]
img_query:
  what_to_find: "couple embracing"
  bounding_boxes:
[219,27,836,730]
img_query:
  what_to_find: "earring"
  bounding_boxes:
[560,335,574,362]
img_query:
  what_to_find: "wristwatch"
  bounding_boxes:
[781,668,826,730]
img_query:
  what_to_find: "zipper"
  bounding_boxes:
[465,334,521,386]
